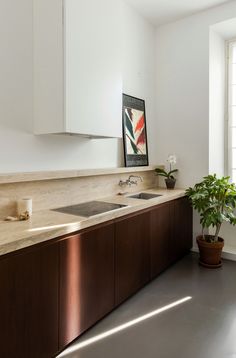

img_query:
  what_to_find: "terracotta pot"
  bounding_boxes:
[197,235,224,268]
[165,178,176,189]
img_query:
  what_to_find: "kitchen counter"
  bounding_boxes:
[0,188,186,257]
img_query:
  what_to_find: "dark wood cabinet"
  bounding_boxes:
[150,202,171,278]
[115,212,150,305]
[170,197,193,262]
[0,243,59,358]
[150,197,193,278]
[59,223,115,348]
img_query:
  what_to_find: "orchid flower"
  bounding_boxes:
[155,154,178,180]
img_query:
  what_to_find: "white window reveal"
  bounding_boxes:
[227,41,236,182]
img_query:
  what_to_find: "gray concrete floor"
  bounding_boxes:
[58,253,236,358]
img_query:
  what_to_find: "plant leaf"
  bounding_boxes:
[155,168,168,177]
[169,169,178,175]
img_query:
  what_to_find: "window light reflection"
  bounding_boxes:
[28,223,80,232]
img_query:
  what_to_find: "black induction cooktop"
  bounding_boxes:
[52,201,127,218]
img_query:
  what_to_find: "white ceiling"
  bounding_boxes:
[125,0,233,26]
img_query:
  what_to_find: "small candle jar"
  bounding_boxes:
[17,198,33,217]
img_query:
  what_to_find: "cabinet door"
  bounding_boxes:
[115,212,150,305]
[65,0,122,138]
[59,223,115,348]
[0,243,59,358]
[150,202,171,278]
[170,197,193,262]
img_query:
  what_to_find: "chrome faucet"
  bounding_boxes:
[119,175,143,187]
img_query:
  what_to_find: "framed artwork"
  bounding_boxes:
[122,94,149,167]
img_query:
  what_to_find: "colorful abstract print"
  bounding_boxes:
[124,107,147,155]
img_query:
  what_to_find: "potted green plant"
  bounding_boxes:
[186,174,236,268]
[155,154,178,189]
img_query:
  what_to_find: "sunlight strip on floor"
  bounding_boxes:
[57,296,192,357]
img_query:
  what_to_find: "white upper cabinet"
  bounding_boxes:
[33,0,123,138]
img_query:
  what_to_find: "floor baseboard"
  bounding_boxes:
[191,245,236,262]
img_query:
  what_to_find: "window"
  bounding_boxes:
[227,40,236,182]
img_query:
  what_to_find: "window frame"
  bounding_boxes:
[226,39,236,182]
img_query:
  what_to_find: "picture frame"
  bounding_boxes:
[122,94,149,167]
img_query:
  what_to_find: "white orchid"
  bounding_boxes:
[167,154,177,165]
[155,154,178,181]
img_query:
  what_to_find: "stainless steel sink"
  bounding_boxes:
[127,193,162,200]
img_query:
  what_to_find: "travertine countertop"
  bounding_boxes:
[0,188,185,257]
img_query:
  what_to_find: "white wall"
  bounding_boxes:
[155,1,236,248]
[122,1,156,162]
[155,1,236,189]
[0,0,156,173]
[209,29,225,177]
